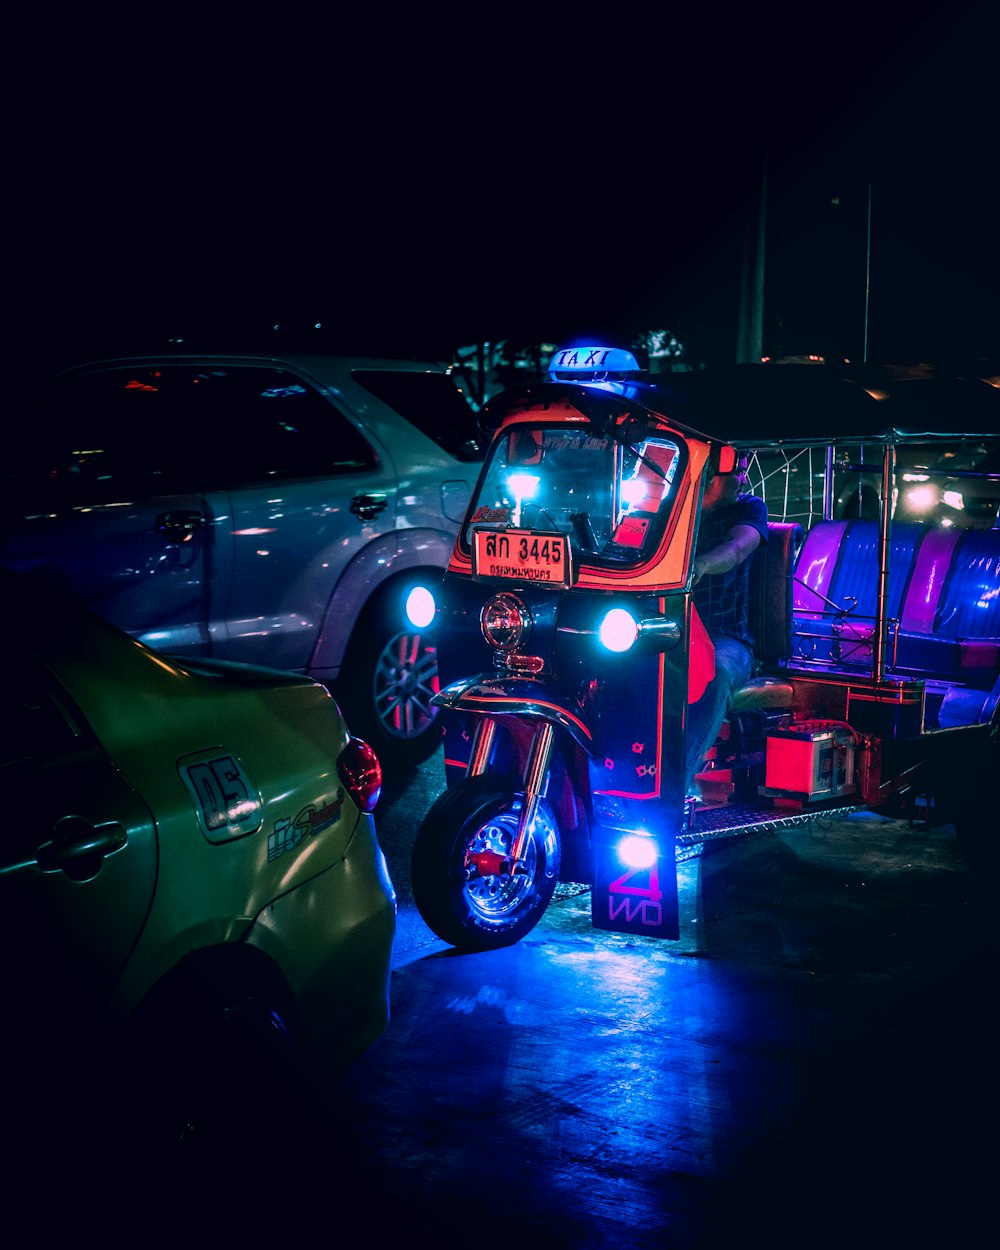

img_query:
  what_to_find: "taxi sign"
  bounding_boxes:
[548,346,641,383]
[471,527,573,588]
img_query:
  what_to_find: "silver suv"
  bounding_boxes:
[1,350,483,771]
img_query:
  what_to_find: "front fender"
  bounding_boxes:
[308,529,455,678]
[432,672,596,751]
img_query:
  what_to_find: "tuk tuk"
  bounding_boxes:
[411,346,1000,950]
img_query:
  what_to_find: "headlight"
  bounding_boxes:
[598,608,680,653]
[904,484,939,512]
[405,585,436,629]
[481,592,531,651]
[599,608,639,652]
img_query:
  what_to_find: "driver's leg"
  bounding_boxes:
[684,636,753,796]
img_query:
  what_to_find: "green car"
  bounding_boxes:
[2,569,395,1151]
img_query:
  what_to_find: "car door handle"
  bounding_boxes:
[36,816,128,873]
[156,511,204,543]
[350,493,389,521]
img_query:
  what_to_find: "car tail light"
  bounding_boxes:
[338,736,382,813]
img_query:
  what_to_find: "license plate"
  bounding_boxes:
[472,527,572,588]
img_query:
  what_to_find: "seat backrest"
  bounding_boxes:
[897,527,962,633]
[793,519,926,622]
[789,519,1000,687]
[748,522,803,666]
[933,529,1000,640]
[792,519,849,614]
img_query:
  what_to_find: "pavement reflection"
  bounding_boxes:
[295,753,998,1250]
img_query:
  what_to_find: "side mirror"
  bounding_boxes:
[710,444,739,475]
[508,429,544,465]
[617,416,649,448]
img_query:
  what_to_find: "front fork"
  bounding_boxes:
[466,716,555,862]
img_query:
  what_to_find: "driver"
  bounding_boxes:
[685,452,768,798]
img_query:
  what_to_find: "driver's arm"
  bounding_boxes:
[691,523,762,584]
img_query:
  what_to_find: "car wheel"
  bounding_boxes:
[411,774,561,951]
[337,579,443,774]
[122,951,303,1157]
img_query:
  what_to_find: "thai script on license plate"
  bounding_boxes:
[472,527,572,587]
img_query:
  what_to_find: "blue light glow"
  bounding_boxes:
[507,473,540,500]
[405,586,436,629]
[599,607,639,652]
[617,833,658,869]
[620,478,647,508]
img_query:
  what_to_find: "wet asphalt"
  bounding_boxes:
[25,750,996,1247]
[303,753,998,1250]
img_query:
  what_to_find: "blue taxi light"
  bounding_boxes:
[617,832,658,870]
[598,607,639,653]
[548,346,640,383]
[405,585,436,629]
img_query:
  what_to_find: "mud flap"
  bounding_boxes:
[590,823,680,939]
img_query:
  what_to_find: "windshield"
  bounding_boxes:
[465,423,684,565]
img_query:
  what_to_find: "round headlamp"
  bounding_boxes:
[480,592,531,651]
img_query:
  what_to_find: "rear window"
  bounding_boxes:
[352,369,484,462]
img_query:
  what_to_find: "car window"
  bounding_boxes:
[213,367,378,483]
[0,653,85,768]
[352,369,484,462]
[16,365,378,504]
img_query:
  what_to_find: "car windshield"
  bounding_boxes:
[465,424,683,564]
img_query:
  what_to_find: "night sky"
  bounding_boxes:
[11,3,998,372]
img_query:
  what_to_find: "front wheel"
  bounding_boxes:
[336,580,443,774]
[411,775,561,951]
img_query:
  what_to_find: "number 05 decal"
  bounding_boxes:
[178,750,263,842]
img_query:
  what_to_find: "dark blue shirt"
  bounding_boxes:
[693,493,769,649]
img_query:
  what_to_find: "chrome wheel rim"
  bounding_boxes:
[462,807,552,922]
[373,630,440,740]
